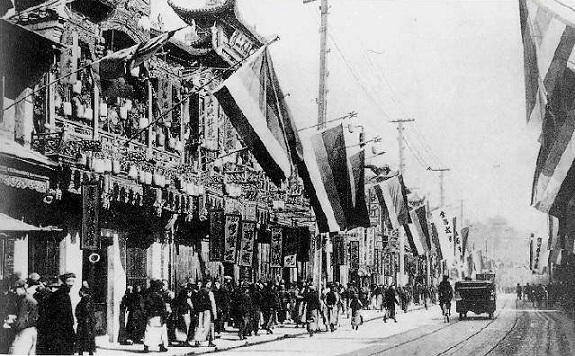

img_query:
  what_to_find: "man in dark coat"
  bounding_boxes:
[42,272,76,355]
[383,285,399,323]
[75,286,96,355]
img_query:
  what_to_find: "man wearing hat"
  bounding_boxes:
[9,279,38,355]
[42,272,76,354]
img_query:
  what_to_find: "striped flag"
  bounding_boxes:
[409,207,430,253]
[214,46,292,186]
[520,0,575,217]
[374,175,411,229]
[347,150,371,229]
[403,223,425,256]
[311,124,354,230]
[91,29,177,86]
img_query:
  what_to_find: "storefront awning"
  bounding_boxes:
[0,213,61,232]
[0,135,57,169]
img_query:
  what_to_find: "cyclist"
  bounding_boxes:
[438,276,453,321]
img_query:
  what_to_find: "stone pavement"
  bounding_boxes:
[95,303,429,356]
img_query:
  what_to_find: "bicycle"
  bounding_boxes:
[440,301,451,322]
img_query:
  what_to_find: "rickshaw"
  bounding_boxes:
[454,280,496,319]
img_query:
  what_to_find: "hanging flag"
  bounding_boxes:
[347,150,371,229]
[431,223,442,260]
[473,249,484,274]
[374,175,411,229]
[209,210,225,261]
[297,227,310,262]
[453,217,463,261]
[410,207,430,253]
[283,227,299,268]
[403,224,424,256]
[270,226,283,267]
[311,124,354,230]
[531,235,548,274]
[91,29,177,87]
[81,183,100,250]
[461,226,470,260]
[432,210,455,263]
[520,0,575,217]
[223,214,241,263]
[214,46,292,186]
[238,221,256,266]
[349,240,360,270]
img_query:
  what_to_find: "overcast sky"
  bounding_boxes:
[153,0,548,236]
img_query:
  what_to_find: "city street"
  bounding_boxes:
[95,294,575,356]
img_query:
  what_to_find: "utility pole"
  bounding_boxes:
[389,119,414,286]
[317,0,329,129]
[428,168,450,207]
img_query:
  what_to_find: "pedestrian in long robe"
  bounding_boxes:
[193,280,216,347]
[9,279,38,355]
[350,293,363,330]
[171,287,193,345]
[42,273,76,355]
[235,285,251,340]
[303,286,321,337]
[75,286,96,355]
[124,285,145,344]
[143,279,168,353]
[325,284,339,332]
[383,285,399,323]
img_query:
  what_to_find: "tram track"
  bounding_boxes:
[365,297,512,356]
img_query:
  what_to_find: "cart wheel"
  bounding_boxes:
[459,313,463,320]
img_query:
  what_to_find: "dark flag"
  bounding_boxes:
[431,223,442,260]
[91,29,177,88]
[311,124,354,230]
[461,226,470,260]
[347,149,370,229]
[209,210,225,261]
[520,0,575,218]
[374,174,411,229]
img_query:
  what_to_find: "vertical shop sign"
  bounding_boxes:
[82,183,100,250]
[270,226,283,267]
[209,210,225,261]
[238,221,256,266]
[224,214,241,263]
[350,240,359,270]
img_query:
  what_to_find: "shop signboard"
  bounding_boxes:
[224,214,241,263]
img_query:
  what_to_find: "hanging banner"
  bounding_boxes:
[350,240,359,270]
[224,214,241,263]
[366,227,375,267]
[244,202,257,221]
[270,226,283,267]
[157,78,173,123]
[375,249,380,275]
[238,221,256,266]
[81,183,100,250]
[297,227,310,262]
[531,235,548,274]
[209,210,225,261]
[283,227,298,268]
[432,210,455,263]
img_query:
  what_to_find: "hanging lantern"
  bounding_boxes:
[128,165,139,179]
[84,108,93,121]
[62,102,72,116]
[139,116,149,129]
[144,171,153,185]
[99,102,108,116]
[138,170,146,184]
[72,81,82,94]
[112,160,121,175]
[156,132,165,147]
[125,99,133,110]
[119,106,128,119]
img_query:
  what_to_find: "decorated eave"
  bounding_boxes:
[168,0,265,65]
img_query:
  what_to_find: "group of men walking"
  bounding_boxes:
[0,272,96,355]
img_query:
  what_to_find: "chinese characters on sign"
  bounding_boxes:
[238,221,256,266]
[209,210,225,261]
[270,226,283,267]
[224,214,241,263]
[81,183,100,250]
[350,241,359,270]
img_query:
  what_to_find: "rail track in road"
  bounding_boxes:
[364,297,513,356]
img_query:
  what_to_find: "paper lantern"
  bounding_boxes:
[99,103,108,116]
[144,172,153,185]
[63,102,72,116]
[139,117,149,129]
[128,166,138,179]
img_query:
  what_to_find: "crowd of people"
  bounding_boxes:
[0,271,445,355]
[0,272,95,355]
